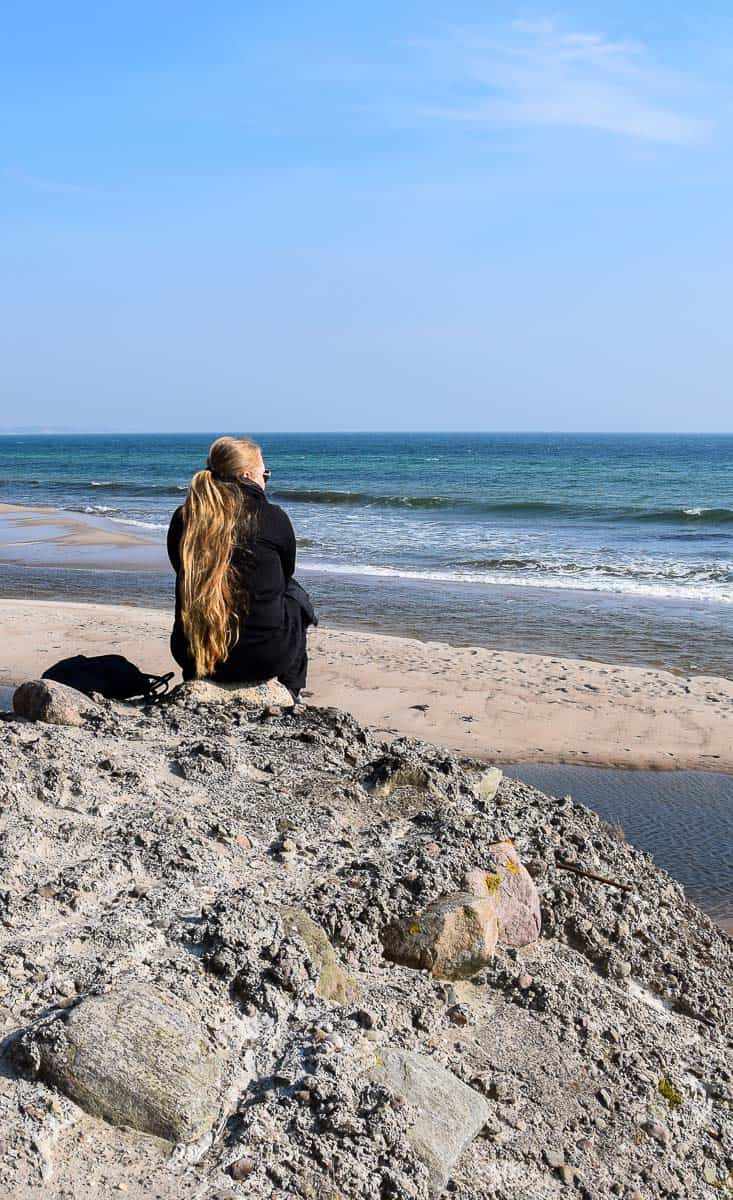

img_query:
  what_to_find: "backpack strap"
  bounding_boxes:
[142,672,175,702]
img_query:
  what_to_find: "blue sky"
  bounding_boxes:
[2,2,732,432]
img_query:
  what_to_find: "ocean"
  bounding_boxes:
[1,432,732,675]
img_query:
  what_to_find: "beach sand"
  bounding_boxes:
[1,597,731,772]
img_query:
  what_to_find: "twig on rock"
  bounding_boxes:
[556,859,632,893]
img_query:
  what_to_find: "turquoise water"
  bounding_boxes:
[1,432,731,673]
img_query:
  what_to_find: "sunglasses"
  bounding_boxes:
[262,467,272,481]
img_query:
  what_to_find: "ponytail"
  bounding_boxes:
[178,436,262,677]
[179,469,244,677]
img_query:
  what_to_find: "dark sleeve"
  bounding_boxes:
[167,507,184,573]
[270,504,296,582]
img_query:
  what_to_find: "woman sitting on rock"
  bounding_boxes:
[167,436,316,700]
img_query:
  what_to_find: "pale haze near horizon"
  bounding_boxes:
[2,3,732,434]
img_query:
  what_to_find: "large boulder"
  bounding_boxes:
[381,891,498,980]
[280,906,359,1004]
[13,985,226,1143]
[368,1048,490,1196]
[174,678,294,708]
[13,678,97,726]
[463,839,541,947]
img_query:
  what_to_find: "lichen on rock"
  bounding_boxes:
[381,891,498,979]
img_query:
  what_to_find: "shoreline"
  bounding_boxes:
[0,500,161,569]
[1,501,732,682]
[1,596,732,773]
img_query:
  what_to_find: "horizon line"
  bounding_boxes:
[2,429,732,438]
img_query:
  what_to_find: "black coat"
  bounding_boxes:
[167,480,307,683]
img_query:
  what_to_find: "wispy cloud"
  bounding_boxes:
[408,20,711,146]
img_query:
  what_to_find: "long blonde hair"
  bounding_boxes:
[179,436,262,677]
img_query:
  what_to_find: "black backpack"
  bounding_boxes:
[42,654,174,703]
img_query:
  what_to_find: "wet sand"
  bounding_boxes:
[0,502,159,568]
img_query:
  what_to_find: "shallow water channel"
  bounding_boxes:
[505,763,733,930]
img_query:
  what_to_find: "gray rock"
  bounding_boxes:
[13,678,96,726]
[544,1148,565,1169]
[368,1048,490,1196]
[642,1119,669,1147]
[174,678,294,708]
[15,985,226,1143]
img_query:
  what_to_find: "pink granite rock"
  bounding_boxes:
[13,679,96,727]
[463,840,541,947]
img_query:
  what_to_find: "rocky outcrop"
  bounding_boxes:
[361,739,473,801]
[0,694,730,1199]
[12,678,96,726]
[381,891,498,979]
[173,677,294,708]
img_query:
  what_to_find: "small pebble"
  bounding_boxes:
[642,1119,669,1147]
[227,1158,255,1181]
[352,1009,376,1030]
[544,1149,565,1169]
[447,1004,471,1027]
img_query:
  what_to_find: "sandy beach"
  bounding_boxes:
[2,596,731,772]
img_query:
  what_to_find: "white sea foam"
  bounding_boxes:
[108,516,168,531]
[297,556,733,604]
